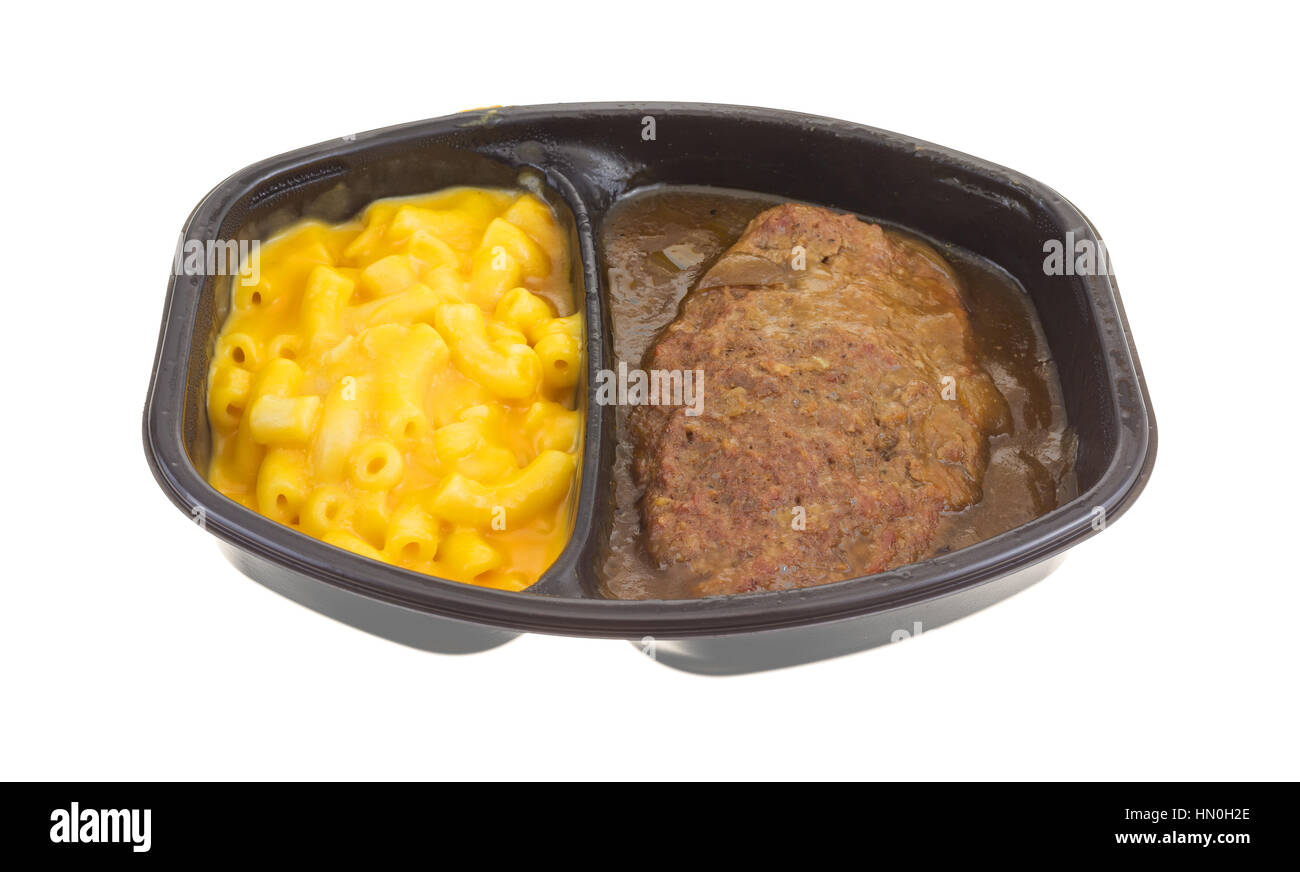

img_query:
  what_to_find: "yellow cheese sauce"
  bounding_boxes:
[206,187,583,591]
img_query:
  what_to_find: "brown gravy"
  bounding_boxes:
[599,186,1076,600]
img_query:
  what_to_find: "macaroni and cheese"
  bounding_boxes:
[206,187,583,591]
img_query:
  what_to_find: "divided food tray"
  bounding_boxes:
[143,103,1157,673]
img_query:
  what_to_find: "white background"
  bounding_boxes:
[2,2,1295,781]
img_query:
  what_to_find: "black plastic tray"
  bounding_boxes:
[143,103,1157,673]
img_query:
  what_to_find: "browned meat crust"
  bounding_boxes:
[629,203,1008,596]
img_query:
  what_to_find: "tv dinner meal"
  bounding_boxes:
[145,103,1154,664]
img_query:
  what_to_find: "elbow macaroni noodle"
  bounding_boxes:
[206,187,582,591]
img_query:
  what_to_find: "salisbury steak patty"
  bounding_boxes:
[629,203,1009,596]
